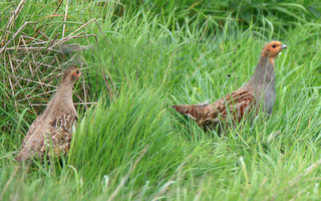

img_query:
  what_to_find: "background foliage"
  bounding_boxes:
[1,0,321,200]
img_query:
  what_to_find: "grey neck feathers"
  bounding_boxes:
[55,83,74,104]
[46,82,74,113]
[248,56,275,86]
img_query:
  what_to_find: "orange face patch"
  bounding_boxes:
[72,69,80,76]
[261,41,286,58]
[69,69,81,82]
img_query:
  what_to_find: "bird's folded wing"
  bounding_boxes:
[174,89,255,126]
[22,115,42,147]
[15,116,45,162]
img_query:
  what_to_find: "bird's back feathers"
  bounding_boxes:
[173,89,255,130]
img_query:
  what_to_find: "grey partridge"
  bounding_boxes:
[15,66,81,162]
[173,41,287,131]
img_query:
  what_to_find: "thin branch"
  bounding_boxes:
[16,76,57,88]
[81,66,88,110]
[0,21,34,54]
[16,89,57,102]
[10,58,37,115]
[0,0,26,43]
[29,102,97,106]
[4,46,61,53]
[101,68,114,101]
[7,55,17,110]
[94,19,109,44]
[62,0,69,39]
[13,58,57,69]
[55,0,64,12]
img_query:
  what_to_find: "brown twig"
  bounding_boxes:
[0,0,26,43]
[4,46,61,52]
[55,0,64,12]
[10,58,37,115]
[16,76,57,88]
[94,19,109,44]
[7,55,17,110]
[0,21,34,54]
[16,90,57,102]
[62,0,69,39]
[13,58,57,69]
[101,68,114,101]
[29,102,97,106]
[81,68,88,110]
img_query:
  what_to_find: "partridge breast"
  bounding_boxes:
[41,112,77,157]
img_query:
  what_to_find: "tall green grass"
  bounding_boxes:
[1,0,321,200]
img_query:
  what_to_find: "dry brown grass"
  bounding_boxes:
[0,0,98,133]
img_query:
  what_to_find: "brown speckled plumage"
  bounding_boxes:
[15,66,81,162]
[173,41,287,131]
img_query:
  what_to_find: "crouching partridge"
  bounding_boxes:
[173,41,287,131]
[15,66,81,162]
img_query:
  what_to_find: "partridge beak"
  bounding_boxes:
[281,44,287,50]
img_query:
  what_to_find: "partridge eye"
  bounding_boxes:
[272,45,276,48]
[76,70,79,74]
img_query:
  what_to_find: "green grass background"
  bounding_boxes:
[1,0,321,200]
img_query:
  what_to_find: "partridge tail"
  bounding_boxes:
[172,103,209,120]
[15,154,28,162]
[15,149,33,162]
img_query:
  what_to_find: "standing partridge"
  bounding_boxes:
[15,66,81,162]
[173,41,287,131]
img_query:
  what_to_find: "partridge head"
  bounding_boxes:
[261,41,287,59]
[173,41,287,131]
[61,66,82,86]
[15,66,81,162]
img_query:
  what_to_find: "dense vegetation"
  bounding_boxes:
[1,0,321,200]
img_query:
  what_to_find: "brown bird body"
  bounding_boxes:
[15,66,81,162]
[173,41,287,131]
